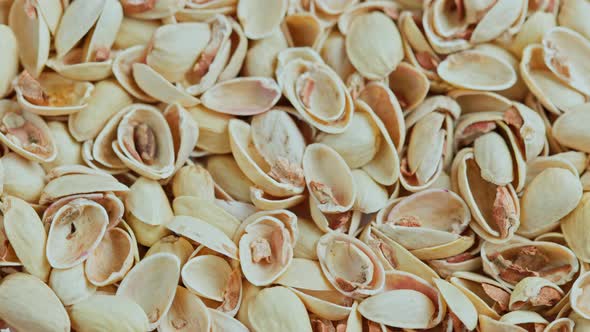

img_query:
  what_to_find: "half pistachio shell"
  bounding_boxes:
[450,271,513,319]
[237,0,287,39]
[48,263,96,306]
[562,193,590,263]
[116,253,180,330]
[248,286,312,332]
[166,215,238,259]
[0,24,18,98]
[160,286,212,332]
[0,273,70,332]
[570,270,590,319]
[553,106,590,153]
[509,277,564,311]
[69,294,149,332]
[434,278,478,330]
[85,227,134,286]
[317,232,385,299]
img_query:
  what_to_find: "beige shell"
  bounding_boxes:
[454,148,520,243]
[375,189,472,260]
[46,198,109,269]
[248,286,312,332]
[114,17,159,49]
[121,0,184,19]
[126,176,174,227]
[42,192,124,231]
[173,196,240,238]
[45,48,114,81]
[207,154,254,202]
[164,103,199,173]
[132,62,200,107]
[519,167,583,238]
[317,232,385,299]
[2,196,50,281]
[559,0,590,40]
[159,286,211,332]
[509,277,564,311]
[553,106,590,153]
[0,25,18,98]
[166,215,238,259]
[0,100,57,163]
[8,0,50,77]
[85,227,134,286]
[438,50,517,91]
[1,152,45,203]
[277,50,354,133]
[570,271,590,319]
[68,294,149,332]
[235,210,297,286]
[434,278,478,330]
[144,235,194,268]
[562,193,590,263]
[187,105,232,154]
[388,62,430,114]
[117,253,181,330]
[0,273,70,332]
[43,121,83,171]
[482,241,580,288]
[48,263,96,306]
[111,45,157,103]
[237,0,287,39]
[450,271,514,320]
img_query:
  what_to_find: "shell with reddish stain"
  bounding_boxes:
[116,253,181,330]
[481,241,580,289]
[276,48,354,134]
[317,232,385,299]
[121,0,184,19]
[450,271,513,320]
[509,277,564,311]
[159,286,212,332]
[234,209,297,286]
[45,198,109,269]
[375,189,473,261]
[0,100,57,163]
[434,278,478,330]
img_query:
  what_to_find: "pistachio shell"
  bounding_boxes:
[358,289,435,329]
[210,308,249,332]
[69,294,149,332]
[166,215,238,259]
[438,51,517,91]
[474,132,515,186]
[434,278,478,330]
[0,24,18,98]
[43,121,83,171]
[159,286,211,332]
[2,196,50,281]
[40,173,128,204]
[48,263,96,306]
[173,196,240,238]
[117,253,180,330]
[201,77,281,116]
[144,235,194,267]
[559,0,590,40]
[46,49,114,81]
[248,286,312,332]
[562,193,590,263]
[132,63,200,107]
[450,271,513,320]
[1,152,45,202]
[85,228,134,286]
[0,273,70,332]
[237,0,287,39]
[114,17,160,49]
[553,107,590,153]
[122,0,184,19]
[207,154,254,202]
[509,277,564,311]
[46,198,109,269]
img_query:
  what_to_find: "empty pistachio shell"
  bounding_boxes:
[358,289,435,329]
[40,172,128,205]
[159,286,211,332]
[201,77,281,116]
[85,227,134,287]
[317,232,385,299]
[8,0,50,77]
[167,215,238,259]
[48,263,96,306]
[43,121,82,171]
[519,167,582,238]
[2,196,50,281]
[46,198,109,269]
[207,154,254,202]
[570,271,590,319]
[553,107,590,153]
[121,0,184,19]
[450,271,513,319]
[562,193,590,263]
[0,24,18,98]
[1,152,45,202]
[126,176,174,226]
[0,100,57,163]
[69,294,149,332]
[187,105,232,154]
[237,0,287,39]
[509,277,564,311]
[438,50,517,91]
[117,253,180,330]
[434,278,478,330]
[0,273,70,332]
[248,286,312,332]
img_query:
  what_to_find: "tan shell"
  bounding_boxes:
[235,209,297,286]
[166,215,238,259]
[48,263,96,306]
[207,154,254,202]
[317,232,385,299]
[562,193,590,263]
[248,286,312,332]
[85,227,134,286]
[126,177,174,227]
[117,253,181,330]
[376,189,472,260]
[450,271,513,319]
[1,152,46,203]
[482,241,580,288]
[519,167,582,238]
[237,0,287,39]
[8,0,50,77]
[388,62,430,113]
[122,0,184,19]
[132,62,200,107]
[509,277,564,311]
[0,273,70,332]
[46,198,109,269]
[553,106,590,153]
[339,4,403,79]
[68,294,149,332]
[43,121,83,171]
[434,278,478,330]
[159,286,211,332]
[42,192,124,231]
[186,105,232,154]
[114,17,159,49]
[164,103,199,173]
[0,100,57,163]
[438,51,517,91]
[0,25,18,98]
[45,48,114,82]
[2,196,50,281]
[277,50,353,133]
[570,270,590,319]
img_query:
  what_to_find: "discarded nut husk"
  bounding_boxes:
[206,154,254,202]
[0,100,57,163]
[42,192,124,231]
[46,198,109,269]
[69,294,149,331]
[1,152,45,203]
[121,0,184,19]
[0,273,70,332]
[186,105,232,154]
[48,263,96,306]
[167,215,238,259]
[553,106,590,153]
[434,278,478,331]
[237,0,287,39]
[482,241,580,288]
[509,277,564,311]
[248,286,312,332]
[234,209,297,286]
[116,252,181,330]
[500,310,549,330]
[2,195,50,281]
[85,227,134,286]
[562,193,590,263]
[0,24,18,98]
[570,271,590,320]
[317,232,385,299]
[159,286,211,332]
[375,189,472,260]
[450,271,513,319]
